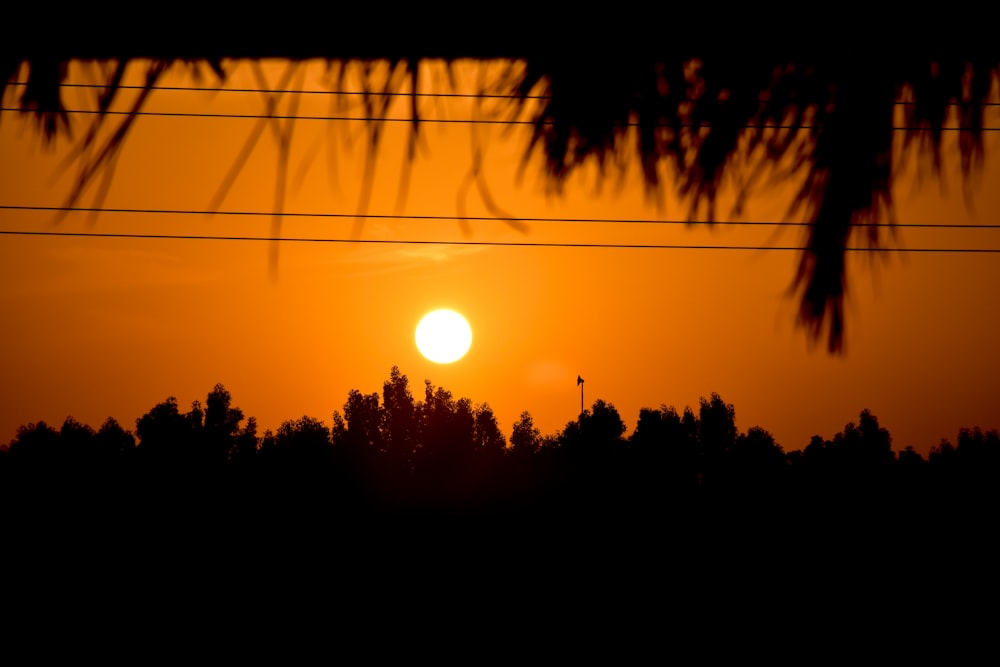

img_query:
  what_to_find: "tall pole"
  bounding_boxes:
[577,375,585,417]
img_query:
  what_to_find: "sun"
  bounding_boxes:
[415,310,473,364]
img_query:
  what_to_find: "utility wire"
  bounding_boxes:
[1,229,996,252]
[3,205,1000,229]
[6,81,549,100]
[7,81,1000,107]
[2,107,996,131]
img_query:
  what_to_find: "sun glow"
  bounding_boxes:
[415,310,473,364]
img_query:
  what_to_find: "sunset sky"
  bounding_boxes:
[1,59,998,457]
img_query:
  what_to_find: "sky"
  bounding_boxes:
[1,59,998,457]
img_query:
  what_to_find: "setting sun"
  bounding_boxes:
[415,310,473,364]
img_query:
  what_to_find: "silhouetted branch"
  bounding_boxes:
[3,25,998,350]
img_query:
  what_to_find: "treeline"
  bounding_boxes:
[2,365,998,525]
[0,367,1000,512]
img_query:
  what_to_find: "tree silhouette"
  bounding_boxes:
[416,381,476,490]
[834,409,895,471]
[554,399,629,511]
[261,415,332,470]
[510,410,542,456]
[3,22,996,350]
[727,425,786,499]
[381,365,419,472]
[92,416,136,462]
[203,382,244,466]
[333,389,384,454]
[230,415,258,468]
[558,399,627,455]
[135,397,189,468]
[949,426,1000,505]
[472,403,506,459]
[407,381,510,508]
[630,404,700,499]
[6,420,61,475]
[57,416,95,471]
[698,392,738,489]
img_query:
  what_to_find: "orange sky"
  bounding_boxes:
[1,59,998,457]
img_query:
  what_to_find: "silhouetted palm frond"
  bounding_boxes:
[2,16,997,351]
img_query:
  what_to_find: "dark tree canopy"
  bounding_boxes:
[2,14,997,351]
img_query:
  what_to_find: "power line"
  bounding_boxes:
[5,81,550,100]
[2,229,997,252]
[3,204,1000,229]
[3,106,997,131]
[7,81,1000,107]
[0,106,534,124]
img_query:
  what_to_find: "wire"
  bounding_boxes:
[2,229,997,252]
[0,107,535,124]
[2,107,996,131]
[5,81,549,100]
[7,81,1000,107]
[3,205,1000,229]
